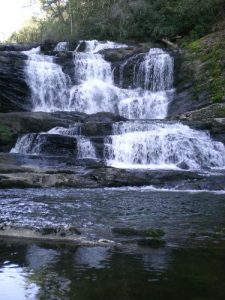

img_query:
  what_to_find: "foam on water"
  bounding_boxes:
[105,122,225,169]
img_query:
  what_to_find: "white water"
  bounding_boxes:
[11,125,97,160]
[11,134,43,155]
[77,137,97,159]
[135,48,174,91]
[23,41,173,119]
[54,42,69,51]
[23,47,71,112]
[105,122,225,169]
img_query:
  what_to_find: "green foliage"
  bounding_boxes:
[7,0,224,43]
[0,124,13,145]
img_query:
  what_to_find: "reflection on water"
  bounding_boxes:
[0,262,39,300]
[0,240,225,300]
[0,188,225,299]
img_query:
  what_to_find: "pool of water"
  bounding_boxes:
[0,188,225,299]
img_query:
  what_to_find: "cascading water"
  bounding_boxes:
[105,122,225,169]
[77,137,97,159]
[101,44,224,170]
[135,48,174,91]
[24,47,71,111]
[11,124,97,160]
[54,42,69,51]
[23,41,173,119]
[18,40,225,170]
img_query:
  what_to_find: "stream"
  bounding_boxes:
[0,188,225,299]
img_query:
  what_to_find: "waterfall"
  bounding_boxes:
[69,40,124,114]
[77,137,97,159]
[23,47,71,112]
[23,41,172,119]
[105,122,225,169]
[84,40,128,53]
[135,48,174,91]
[20,40,225,170]
[54,42,69,51]
[102,45,225,170]
[11,133,45,155]
[11,124,97,160]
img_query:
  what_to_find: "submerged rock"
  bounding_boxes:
[137,238,166,248]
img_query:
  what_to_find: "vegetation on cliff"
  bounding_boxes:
[186,28,225,103]
[7,0,224,43]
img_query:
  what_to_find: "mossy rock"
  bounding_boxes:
[185,29,225,103]
[137,238,166,248]
[181,103,225,120]
[40,226,81,236]
[0,124,14,145]
[112,227,165,238]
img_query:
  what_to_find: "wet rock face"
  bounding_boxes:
[101,47,145,89]
[168,50,213,118]
[0,111,125,152]
[0,52,31,112]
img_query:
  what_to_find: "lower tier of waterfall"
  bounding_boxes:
[105,121,225,170]
[10,120,225,171]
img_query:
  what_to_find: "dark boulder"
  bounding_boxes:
[85,112,126,123]
[40,39,58,52]
[76,41,86,52]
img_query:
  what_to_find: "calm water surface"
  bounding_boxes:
[0,188,225,300]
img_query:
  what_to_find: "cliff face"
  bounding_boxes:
[168,29,225,118]
[0,51,30,112]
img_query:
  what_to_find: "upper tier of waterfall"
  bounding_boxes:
[23,41,173,119]
[23,47,71,112]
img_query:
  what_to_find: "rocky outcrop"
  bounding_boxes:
[0,111,125,152]
[0,153,225,190]
[101,46,145,89]
[168,50,212,117]
[168,29,225,117]
[177,104,225,144]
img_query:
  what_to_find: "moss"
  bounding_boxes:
[185,30,225,103]
[0,124,14,145]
